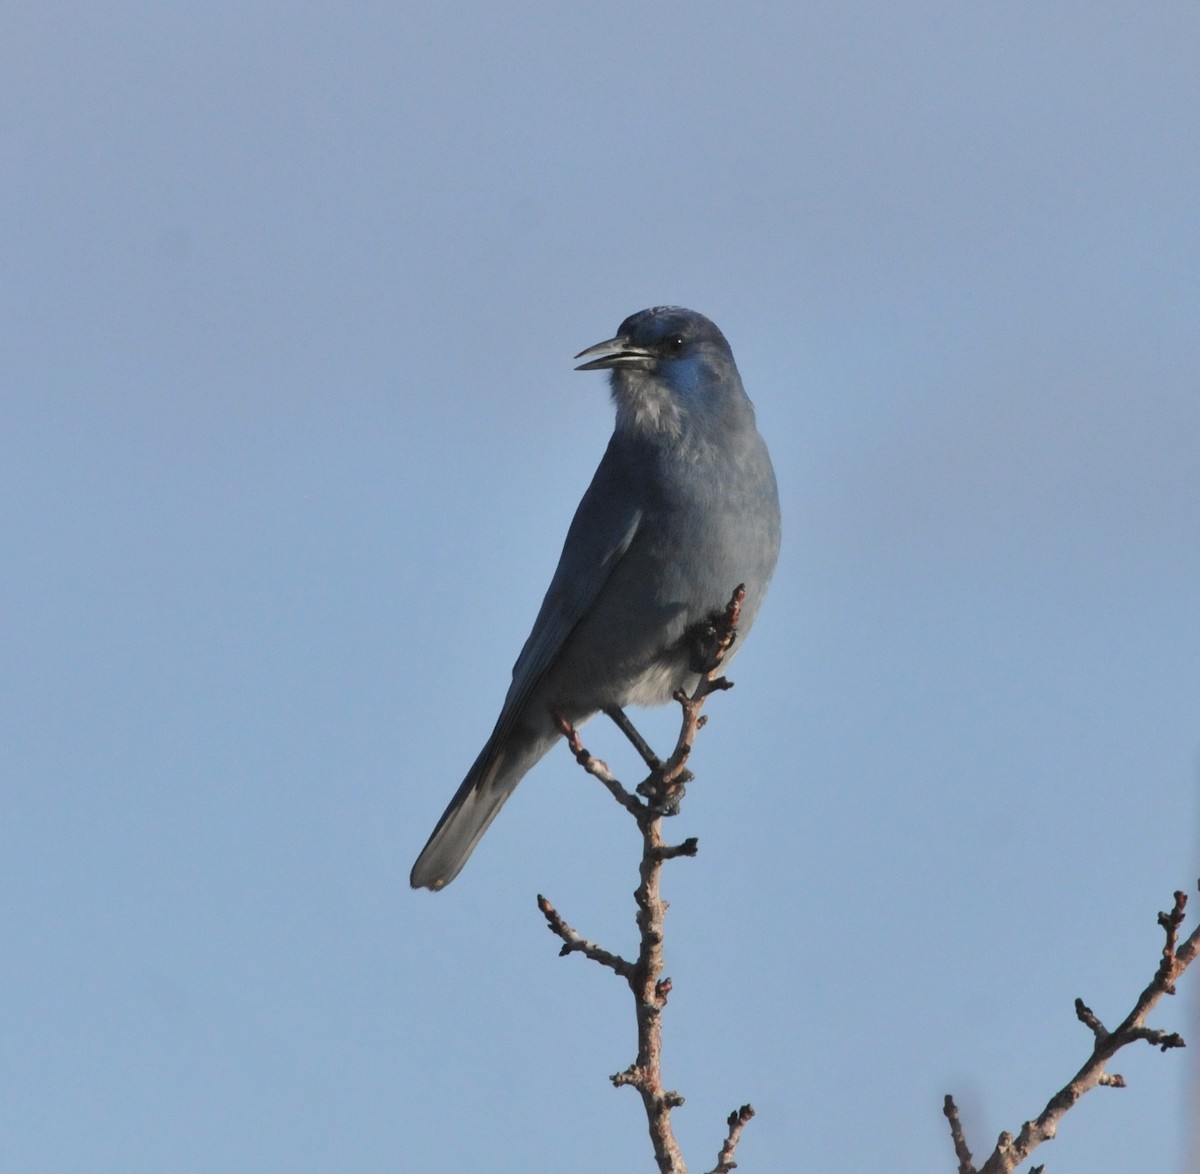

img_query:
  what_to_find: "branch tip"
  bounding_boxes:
[656,837,700,861]
[1075,997,1107,1040]
[942,1094,976,1174]
[708,1102,755,1174]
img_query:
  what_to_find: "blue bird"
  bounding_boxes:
[411,307,781,890]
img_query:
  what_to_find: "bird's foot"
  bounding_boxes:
[637,769,692,815]
[684,587,744,675]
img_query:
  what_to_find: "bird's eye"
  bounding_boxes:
[661,334,686,357]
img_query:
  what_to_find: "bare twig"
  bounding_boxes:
[942,1095,974,1174]
[945,885,1200,1173]
[551,710,642,817]
[708,1103,755,1174]
[537,894,633,979]
[539,586,754,1174]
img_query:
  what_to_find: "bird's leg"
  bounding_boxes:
[602,705,662,772]
[598,705,686,815]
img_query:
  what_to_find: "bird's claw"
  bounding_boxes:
[638,771,692,815]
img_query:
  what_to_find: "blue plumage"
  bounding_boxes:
[411,307,781,889]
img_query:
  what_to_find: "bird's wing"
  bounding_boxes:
[497,438,644,729]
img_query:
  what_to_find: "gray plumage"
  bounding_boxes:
[410,307,781,890]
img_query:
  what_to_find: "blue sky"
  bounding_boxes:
[3,3,1198,1171]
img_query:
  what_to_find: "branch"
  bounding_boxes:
[539,585,754,1174]
[945,884,1200,1174]
[537,893,634,979]
[942,1095,975,1174]
[552,710,642,817]
[708,1104,756,1174]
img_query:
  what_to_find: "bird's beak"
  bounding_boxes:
[574,335,656,372]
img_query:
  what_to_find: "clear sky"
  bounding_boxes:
[4,4,1198,1172]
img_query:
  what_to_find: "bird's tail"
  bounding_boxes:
[410,729,548,890]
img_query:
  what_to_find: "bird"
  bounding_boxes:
[410,306,781,890]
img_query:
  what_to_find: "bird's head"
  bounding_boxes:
[574,307,748,440]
